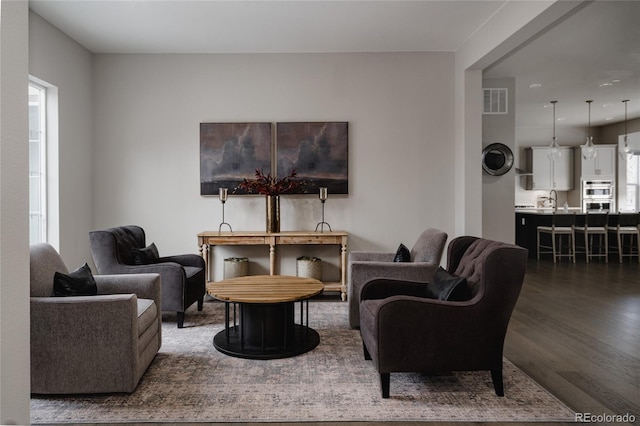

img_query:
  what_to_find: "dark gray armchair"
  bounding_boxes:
[359,236,527,398]
[30,243,161,394]
[89,225,205,328]
[348,228,447,328]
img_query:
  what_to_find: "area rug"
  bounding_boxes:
[31,300,574,424]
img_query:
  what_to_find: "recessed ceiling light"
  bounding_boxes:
[598,82,613,87]
[602,103,613,108]
[611,79,621,83]
[557,117,566,121]
[605,117,614,121]
[529,83,542,88]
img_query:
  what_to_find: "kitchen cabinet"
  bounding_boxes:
[528,147,573,190]
[580,144,616,179]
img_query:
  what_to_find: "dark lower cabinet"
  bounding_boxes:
[515,213,552,259]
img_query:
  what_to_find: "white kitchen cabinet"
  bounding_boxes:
[580,144,616,179]
[528,147,574,190]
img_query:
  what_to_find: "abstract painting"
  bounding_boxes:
[276,122,348,194]
[200,122,272,195]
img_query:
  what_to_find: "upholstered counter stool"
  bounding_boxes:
[537,213,576,263]
[607,213,640,263]
[574,212,608,263]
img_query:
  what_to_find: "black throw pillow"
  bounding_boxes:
[132,243,159,265]
[393,243,411,262]
[54,263,97,297]
[425,267,469,301]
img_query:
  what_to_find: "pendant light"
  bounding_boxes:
[621,99,630,155]
[581,100,597,160]
[547,101,562,161]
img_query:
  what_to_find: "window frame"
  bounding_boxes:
[29,81,48,245]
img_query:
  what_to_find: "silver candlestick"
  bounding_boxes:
[315,187,332,232]
[218,188,232,234]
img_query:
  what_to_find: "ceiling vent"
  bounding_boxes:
[483,88,508,114]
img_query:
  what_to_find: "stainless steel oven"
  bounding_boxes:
[582,179,615,212]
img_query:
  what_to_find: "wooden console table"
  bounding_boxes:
[197,231,349,300]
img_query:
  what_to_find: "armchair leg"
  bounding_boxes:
[197,297,204,311]
[491,369,504,396]
[177,311,185,328]
[363,342,371,360]
[380,373,390,398]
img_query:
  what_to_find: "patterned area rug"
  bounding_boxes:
[31,300,574,423]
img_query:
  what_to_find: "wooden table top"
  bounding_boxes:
[206,275,324,303]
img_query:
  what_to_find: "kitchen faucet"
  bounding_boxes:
[549,190,558,211]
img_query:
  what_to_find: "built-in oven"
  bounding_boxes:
[582,179,615,212]
[583,200,614,212]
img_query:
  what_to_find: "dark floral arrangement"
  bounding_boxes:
[237,168,305,196]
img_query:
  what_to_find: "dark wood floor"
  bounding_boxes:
[42,258,640,426]
[503,258,640,423]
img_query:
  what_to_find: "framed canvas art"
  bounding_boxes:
[276,122,348,194]
[200,122,272,195]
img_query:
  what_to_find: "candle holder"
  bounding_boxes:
[218,188,232,234]
[315,187,332,232]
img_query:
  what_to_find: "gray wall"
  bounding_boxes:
[482,78,516,242]
[92,52,457,278]
[29,11,94,268]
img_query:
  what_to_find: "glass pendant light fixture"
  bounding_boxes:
[621,99,630,155]
[581,100,597,160]
[547,101,562,161]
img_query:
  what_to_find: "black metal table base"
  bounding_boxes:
[213,300,320,360]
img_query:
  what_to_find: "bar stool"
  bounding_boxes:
[537,213,576,263]
[574,212,608,263]
[607,213,640,263]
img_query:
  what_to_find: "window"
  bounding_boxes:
[626,154,639,211]
[29,82,47,244]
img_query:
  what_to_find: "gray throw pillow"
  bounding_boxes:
[132,242,159,265]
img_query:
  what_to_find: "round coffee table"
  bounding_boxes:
[207,275,324,359]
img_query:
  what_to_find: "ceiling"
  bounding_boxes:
[29,0,640,129]
[483,0,640,129]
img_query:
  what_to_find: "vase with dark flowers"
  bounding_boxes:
[237,169,305,232]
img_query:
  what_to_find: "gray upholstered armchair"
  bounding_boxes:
[30,243,161,394]
[348,228,447,328]
[89,225,205,328]
[359,236,527,398]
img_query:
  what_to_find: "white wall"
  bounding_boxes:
[0,1,30,424]
[92,52,456,278]
[29,11,94,268]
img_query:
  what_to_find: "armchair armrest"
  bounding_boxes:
[351,261,440,285]
[361,296,499,372]
[105,262,185,285]
[349,251,395,263]
[158,253,205,268]
[30,295,140,393]
[95,273,161,308]
[360,278,429,301]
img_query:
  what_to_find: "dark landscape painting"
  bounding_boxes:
[200,122,272,195]
[276,122,348,194]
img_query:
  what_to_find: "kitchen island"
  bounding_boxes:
[515,210,621,259]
